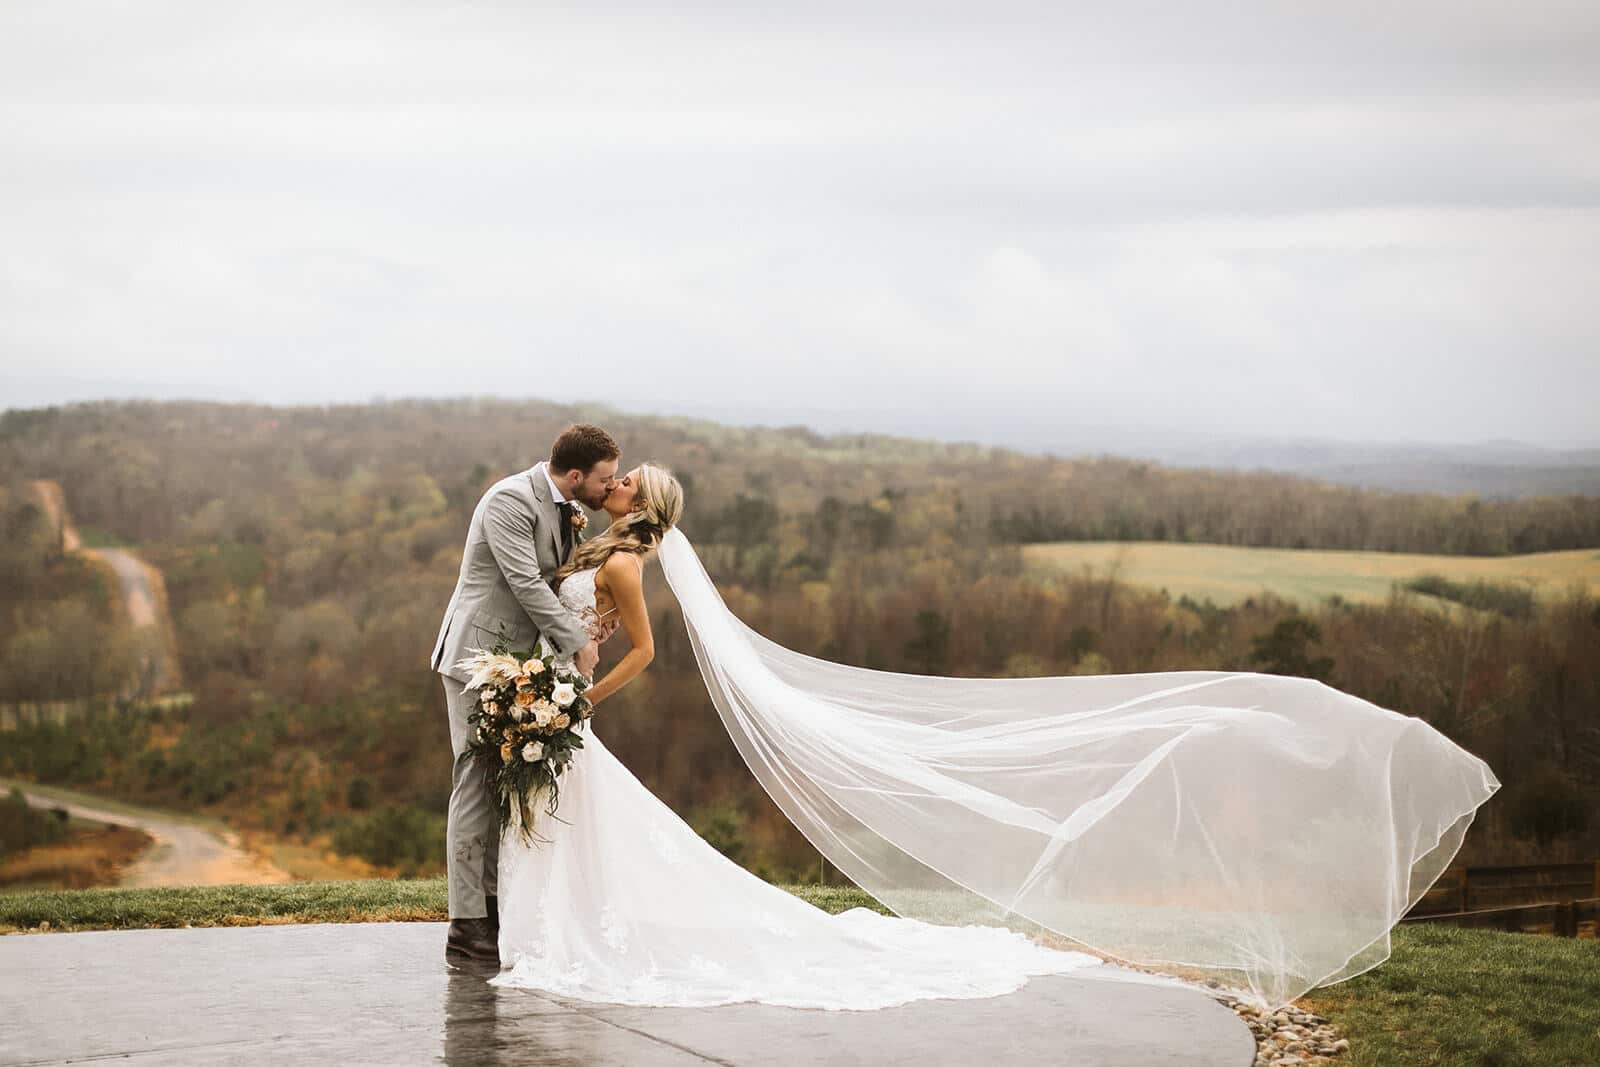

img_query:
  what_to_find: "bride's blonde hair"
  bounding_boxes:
[556,464,685,583]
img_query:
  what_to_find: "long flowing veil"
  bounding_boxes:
[657,528,1501,1007]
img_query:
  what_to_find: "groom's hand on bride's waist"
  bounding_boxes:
[576,639,600,678]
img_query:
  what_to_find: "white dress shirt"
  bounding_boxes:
[543,464,569,505]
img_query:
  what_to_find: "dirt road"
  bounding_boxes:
[96,548,159,627]
[27,479,81,553]
[25,480,182,694]
[13,784,291,888]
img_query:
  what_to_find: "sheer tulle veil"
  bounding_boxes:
[656,528,1501,1008]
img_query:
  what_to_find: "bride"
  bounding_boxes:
[492,463,1500,1011]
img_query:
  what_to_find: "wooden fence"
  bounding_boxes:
[1403,860,1600,937]
[1401,898,1600,938]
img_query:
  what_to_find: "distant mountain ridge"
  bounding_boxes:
[4,387,1596,499]
[672,403,1600,500]
[1106,437,1600,498]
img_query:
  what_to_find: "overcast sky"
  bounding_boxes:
[2,2,1597,447]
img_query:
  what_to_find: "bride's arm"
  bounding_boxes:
[583,553,653,708]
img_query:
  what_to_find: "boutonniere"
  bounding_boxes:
[570,509,588,538]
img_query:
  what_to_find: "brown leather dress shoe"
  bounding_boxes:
[446,917,499,963]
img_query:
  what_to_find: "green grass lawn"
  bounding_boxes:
[0,877,892,933]
[1300,922,1600,1067]
[3,879,1596,1066]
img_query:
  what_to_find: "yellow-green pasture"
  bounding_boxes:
[1021,542,1600,609]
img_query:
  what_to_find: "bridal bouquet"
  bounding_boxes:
[454,642,594,843]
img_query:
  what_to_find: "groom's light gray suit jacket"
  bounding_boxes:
[431,462,590,684]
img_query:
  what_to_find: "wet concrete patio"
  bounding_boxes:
[0,922,1255,1065]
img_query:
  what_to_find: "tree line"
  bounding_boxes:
[1,399,1596,878]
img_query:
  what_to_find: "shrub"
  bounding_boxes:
[1505,764,1590,847]
[0,788,68,856]
[691,801,748,865]
[346,777,374,811]
[1403,574,1536,619]
[1249,616,1335,681]
[332,805,445,875]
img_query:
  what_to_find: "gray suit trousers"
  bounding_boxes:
[443,677,498,919]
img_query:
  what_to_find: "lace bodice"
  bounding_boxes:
[557,567,619,644]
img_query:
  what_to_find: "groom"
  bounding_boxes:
[431,422,621,964]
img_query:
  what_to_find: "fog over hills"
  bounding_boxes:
[3,375,1596,499]
[672,402,1600,500]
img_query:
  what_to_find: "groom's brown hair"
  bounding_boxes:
[550,423,620,474]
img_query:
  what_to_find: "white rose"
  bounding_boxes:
[551,682,577,708]
[521,741,544,762]
[532,702,556,728]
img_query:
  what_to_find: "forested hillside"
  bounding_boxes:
[0,483,144,702]
[2,399,1597,878]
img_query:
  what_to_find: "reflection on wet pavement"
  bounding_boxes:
[1,922,1253,1065]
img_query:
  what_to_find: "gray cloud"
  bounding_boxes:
[2,2,1597,446]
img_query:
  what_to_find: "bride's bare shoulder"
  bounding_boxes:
[597,550,645,594]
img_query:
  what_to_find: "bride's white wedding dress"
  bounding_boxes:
[496,531,1500,1010]
[492,565,1106,1009]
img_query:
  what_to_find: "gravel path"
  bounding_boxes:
[16,786,290,888]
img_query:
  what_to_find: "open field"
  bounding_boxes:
[2,879,1595,1066]
[1022,541,1600,609]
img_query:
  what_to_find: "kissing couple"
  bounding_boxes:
[429,422,1499,1011]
